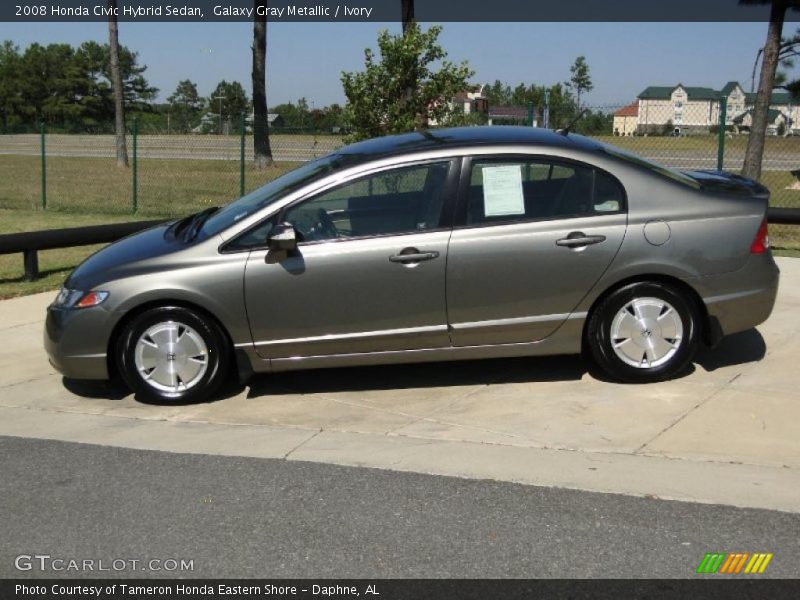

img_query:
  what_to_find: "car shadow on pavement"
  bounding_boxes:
[62,377,130,400]
[694,328,766,372]
[246,354,587,397]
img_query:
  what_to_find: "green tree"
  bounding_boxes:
[321,103,345,131]
[270,102,298,127]
[757,26,800,114]
[0,39,155,130]
[510,83,530,106]
[741,0,800,180]
[271,98,311,128]
[542,83,579,128]
[18,43,87,126]
[74,41,113,125]
[77,41,157,114]
[208,80,249,133]
[167,79,202,133]
[296,97,311,128]
[0,41,23,128]
[341,23,474,141]
[481,81,577,128]
[483,80,511,106]
[566,55,593,109]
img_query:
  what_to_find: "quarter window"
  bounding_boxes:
[466,159,624,225]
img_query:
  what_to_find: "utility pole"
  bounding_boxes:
[214,95,225,134]
[543,89,550,129]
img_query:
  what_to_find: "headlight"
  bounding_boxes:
[53,288,109,309]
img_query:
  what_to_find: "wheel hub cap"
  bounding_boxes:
[134,321,208,392]
[610,297,683,369]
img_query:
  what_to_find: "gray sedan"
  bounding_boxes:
[45,127,779,403]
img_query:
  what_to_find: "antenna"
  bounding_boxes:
[556,108,590,136]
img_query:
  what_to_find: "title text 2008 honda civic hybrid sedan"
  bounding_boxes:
[45,127,779,403]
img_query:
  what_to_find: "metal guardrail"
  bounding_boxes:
[1,209,799,282]
[0,219,166,281]
[767,207,800,225]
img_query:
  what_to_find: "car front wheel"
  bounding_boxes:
[587,282,699,383]
[117,306,229,403]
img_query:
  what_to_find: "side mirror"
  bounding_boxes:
[268,223,297,252]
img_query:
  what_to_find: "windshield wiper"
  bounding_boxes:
[164,207,219,242]
[181,206,219,242]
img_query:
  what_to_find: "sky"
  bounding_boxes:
[0,21,796,108]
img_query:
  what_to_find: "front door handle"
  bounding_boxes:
[556,232,607,248]
[389,248,440,264]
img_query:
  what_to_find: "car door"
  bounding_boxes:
[243,159,458,359]
[446,156,627,347]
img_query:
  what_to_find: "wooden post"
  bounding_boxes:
[23,250,39,281]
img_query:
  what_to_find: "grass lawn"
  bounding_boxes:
[0,155,300,216]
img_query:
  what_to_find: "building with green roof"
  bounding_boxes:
[633,81,794,135]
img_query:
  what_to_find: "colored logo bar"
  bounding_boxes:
[696,552,773,574]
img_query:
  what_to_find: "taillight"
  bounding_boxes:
[750,218,770,254]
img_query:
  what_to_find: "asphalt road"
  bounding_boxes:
[1,436,798,579]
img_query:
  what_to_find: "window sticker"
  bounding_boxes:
[594,200,620,212]
[482,165,525,217]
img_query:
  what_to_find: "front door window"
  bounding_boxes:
[283,162,451,243]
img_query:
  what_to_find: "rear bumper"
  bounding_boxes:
[694,253,780,340]
[44,304,112,380]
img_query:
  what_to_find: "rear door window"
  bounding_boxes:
[466,158,625,226]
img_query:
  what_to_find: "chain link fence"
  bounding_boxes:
[0,119,344,217]
[0,104,798,248]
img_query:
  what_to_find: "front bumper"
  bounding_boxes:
[44,303,114,380]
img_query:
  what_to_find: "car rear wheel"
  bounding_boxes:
[587,282,699,383]
[117,306,229,403]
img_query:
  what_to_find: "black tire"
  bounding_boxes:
[116,306,230,404]
[587,282,699,383]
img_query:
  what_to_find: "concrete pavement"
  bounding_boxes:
[0,257,798,512]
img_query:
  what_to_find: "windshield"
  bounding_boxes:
[598,142,700,189]
[201,154,349,237]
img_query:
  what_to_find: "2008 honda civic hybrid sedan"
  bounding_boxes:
[45,127,779,403]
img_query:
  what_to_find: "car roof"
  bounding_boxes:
[336,126,603,160]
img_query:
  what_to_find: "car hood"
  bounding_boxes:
[66,221,183,290]
[682,170,770,199]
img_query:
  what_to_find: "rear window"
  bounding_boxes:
[598,143,700,190]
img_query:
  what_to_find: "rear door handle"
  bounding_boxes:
[556,232,606,248]
[389,249,440,263]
